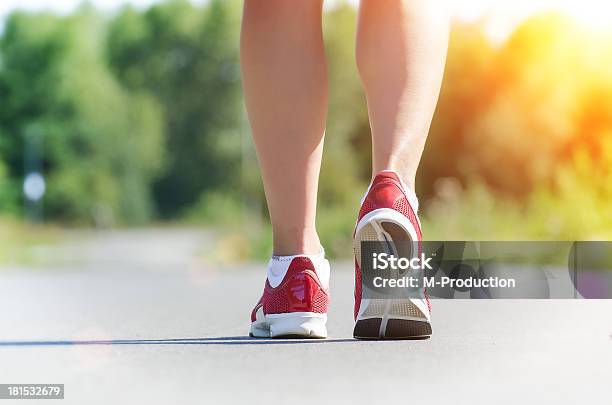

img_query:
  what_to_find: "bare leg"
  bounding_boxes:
[241,0,327,255]
[356,0,449,190]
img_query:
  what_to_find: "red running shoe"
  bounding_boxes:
[250,253,329,338]
[353,171,432,339]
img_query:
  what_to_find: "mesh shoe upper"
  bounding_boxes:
[251,256,329,322]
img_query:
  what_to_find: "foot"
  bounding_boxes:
[250,252,330,338]
[353,171,432,339]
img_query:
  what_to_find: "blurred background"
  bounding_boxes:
[1,0,612,266]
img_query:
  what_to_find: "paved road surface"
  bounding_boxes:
[0,230,610,404]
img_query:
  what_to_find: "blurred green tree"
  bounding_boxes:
[0,8,164,224]
[0,1,611,244]
[106,0,243,218]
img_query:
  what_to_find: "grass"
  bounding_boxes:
[0,216,66,266]
[204,175,612,262]
[4,167,612,266]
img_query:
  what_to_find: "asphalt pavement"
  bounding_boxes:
[0,230,610,404]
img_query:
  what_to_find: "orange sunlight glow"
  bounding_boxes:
[447,0,612,43]
[340,1,612,44]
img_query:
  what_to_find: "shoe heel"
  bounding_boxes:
[353,209,432,339]
[267,313,328,339]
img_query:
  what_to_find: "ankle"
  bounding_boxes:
[372,153,419,189]
[272,226,321,256]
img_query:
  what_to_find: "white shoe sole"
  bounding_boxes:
[354,208,432,339]
[250,312,328,339]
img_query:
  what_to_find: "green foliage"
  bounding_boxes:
[0,216,63,265]
[423,14,612,200]
[0,0,243,224]
[419,13,612,241]
[421,141,612,241]
[0,159,18,213]
[184,190,244,226]
[1,2,612,258]
[0,9,164,224]
[107,0,243,218]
